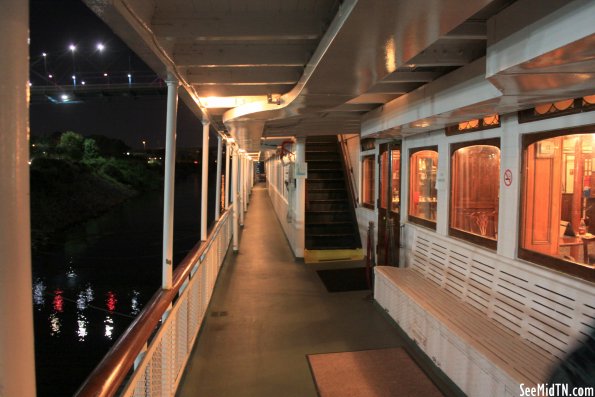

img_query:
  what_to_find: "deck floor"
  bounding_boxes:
[175,185,407,396]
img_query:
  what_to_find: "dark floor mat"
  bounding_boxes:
[316,267,371,292]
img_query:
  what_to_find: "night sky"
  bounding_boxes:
[29,0,204,149]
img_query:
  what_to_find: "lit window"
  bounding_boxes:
[380,149,401,213]
[520,132,595,281]
[409,148,438,227]
[450,141,500,249]
[362,155,375,209]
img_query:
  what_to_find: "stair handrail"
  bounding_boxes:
[338,134,359,207]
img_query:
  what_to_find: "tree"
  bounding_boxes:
[57,131,84,160]
[83,138,100,160]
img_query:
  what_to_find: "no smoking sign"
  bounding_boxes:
[504,169,513,187]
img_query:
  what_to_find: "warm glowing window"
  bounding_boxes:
[519,95,595,123]
[450,141,500,248]
[409,149,438,225]
[381,149,401,213]
[520,132,595,280]
[446,114,500,135]
[362,155,375,208]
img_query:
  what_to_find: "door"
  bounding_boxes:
[377,143,401,266]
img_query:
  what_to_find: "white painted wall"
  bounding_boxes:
[264,143,306,258]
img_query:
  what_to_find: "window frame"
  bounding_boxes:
[448,138,501,250]
[408,146,438,230]
[518,126,595,282]
[361,154,376,210]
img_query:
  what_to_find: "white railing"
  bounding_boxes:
[76,208,233,397]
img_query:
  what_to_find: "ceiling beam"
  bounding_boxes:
[192,83,294,97]
[381,71,442,83]
[185,67,302,85]
[152,15,325,41]
[443,21,487,40]
[406,41,485,67]
[174,43,312,67]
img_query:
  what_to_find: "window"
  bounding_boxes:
[520,131,595,281]
[518,95,595,123]
[445,114,500,135]
[409,148,438,227]
[380,149,400,213]
[450,140,500,249]
[362,155,375,209]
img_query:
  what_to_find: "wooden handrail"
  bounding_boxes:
[75,209,231,397]
[338,134,359,207]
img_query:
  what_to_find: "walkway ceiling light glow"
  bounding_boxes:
[200,96,266,109]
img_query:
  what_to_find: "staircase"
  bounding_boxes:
[305,135,362,261]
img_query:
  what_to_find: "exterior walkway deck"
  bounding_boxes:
[175,185,447,396]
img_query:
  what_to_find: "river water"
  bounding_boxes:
[31,173,215,396]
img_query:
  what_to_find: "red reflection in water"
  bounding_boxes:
[53,289,64,312]
[106,291,117,312]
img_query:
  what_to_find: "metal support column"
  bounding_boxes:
[243,156,248,212]
[232,147,239,251]
[214,134,222,220]
[201,120,209,241]
[295,137,307,257]
[0,2,36,395]
[245,157,250,205]
[162,76,178,289]
[239,152,245,226]
[224,139,231,209]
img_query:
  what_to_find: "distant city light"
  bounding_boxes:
[61,94,69,101]
[72,75,76,80]
[28,82,32,87]
[42,52,47,57]
[96,43,105,51]
[103,73,108,77]
[81,81,86,85]
[69,44,76,52]
[48,74,53,78]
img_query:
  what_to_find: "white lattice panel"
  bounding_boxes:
[407,226,594,358]
[122,211,233,397]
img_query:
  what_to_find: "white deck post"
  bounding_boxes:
[224,139,231,209]
[232,147,239,251]
[162,75,178,289]
[214,134,222,220]
[201,120,210,241]
[0,2,36,395]
[245,156,250,205]
[239,152,245,226]
[295,137,306,257]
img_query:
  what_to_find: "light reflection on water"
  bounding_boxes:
[33,279,45,308]
[31,175,205,397]
[77,313,88,341]
[32,280,141,343]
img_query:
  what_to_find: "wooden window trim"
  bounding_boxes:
[408,146,438,228]
[449,138,501,251]
[519,125,595,283]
